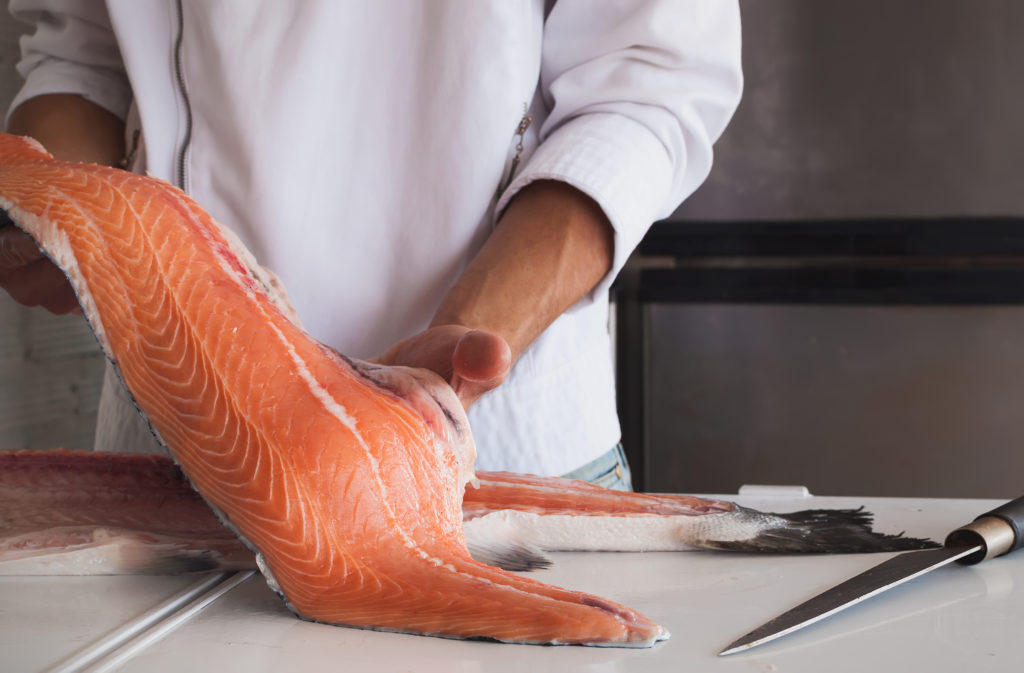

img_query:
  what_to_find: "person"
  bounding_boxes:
[0,1,742,489]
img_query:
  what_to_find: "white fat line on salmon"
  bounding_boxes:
[159,186,302,326]
[103,185,293,482]
[472,477,719,514]
[260,318,601,614]
[0,195,111,355]
[261,319,463,575]
[212,219,303,327]
[49,179,304,533]
[63,175,174,355]
[147,191,459,546]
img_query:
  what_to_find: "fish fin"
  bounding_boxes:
[463,517,552,571]
[0,528,254,576]
[700,506,940,554]
[129,549,225,574]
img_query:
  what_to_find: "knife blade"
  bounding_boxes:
[719,495,1024,656]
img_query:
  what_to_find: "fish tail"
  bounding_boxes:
[464,514,552,571]
[701,505,940,553]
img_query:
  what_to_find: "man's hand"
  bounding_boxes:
[3,94,126,315]
[381,181,613,411]
[375,325,512,410]
[0,226,80,314]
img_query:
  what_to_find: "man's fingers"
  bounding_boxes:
[0,225,80,313]
[452,330,511,384]
[450,330,511,409]
[373,325,512,409]
[1,257,79,314]
[42,282,81,314]
[0,226,44,275]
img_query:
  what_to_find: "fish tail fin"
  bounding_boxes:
[464,515,552,571]
[701,506,940,553]
[0,528,256,576]
[126,548,225,574]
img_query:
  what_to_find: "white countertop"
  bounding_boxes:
[4,493,1021,672]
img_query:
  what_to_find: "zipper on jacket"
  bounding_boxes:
[173,0,193,192]
[496,105,532,196]
[119,129,140,169]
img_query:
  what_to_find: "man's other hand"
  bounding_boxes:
[0,226,79,314]
[375,326,511,409]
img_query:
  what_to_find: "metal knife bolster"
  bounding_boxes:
[945,495,1024,564]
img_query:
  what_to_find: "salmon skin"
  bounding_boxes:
[0,134,936,646]
[0,449,938,577]
[462,472,938,563]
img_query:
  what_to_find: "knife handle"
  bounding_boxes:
[945,495,1024,565]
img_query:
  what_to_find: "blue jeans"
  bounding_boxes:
[560,443,634,491]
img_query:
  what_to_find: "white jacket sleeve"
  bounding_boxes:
[6,0,130,122]
[496,0,743,299]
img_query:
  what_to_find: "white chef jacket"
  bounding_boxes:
[8,0,742,475]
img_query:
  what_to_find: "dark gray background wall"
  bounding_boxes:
[646,0,1024,498]
[676,0,1024,221]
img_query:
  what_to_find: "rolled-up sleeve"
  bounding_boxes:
[7,0,130,122]
[497,0,743,299]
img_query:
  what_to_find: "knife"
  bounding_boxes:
[719,495,1024,656]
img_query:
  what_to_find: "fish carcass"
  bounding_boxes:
[0,134,934,646]
[0,449,933,577]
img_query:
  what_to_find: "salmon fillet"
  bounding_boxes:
[0,133,666,646]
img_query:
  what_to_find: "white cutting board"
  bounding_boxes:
[3,493,1022,672]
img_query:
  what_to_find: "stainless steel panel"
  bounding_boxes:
[646,304,1024,498]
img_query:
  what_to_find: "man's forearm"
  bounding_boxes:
[6,94,125,166]
[431,180,615,362]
